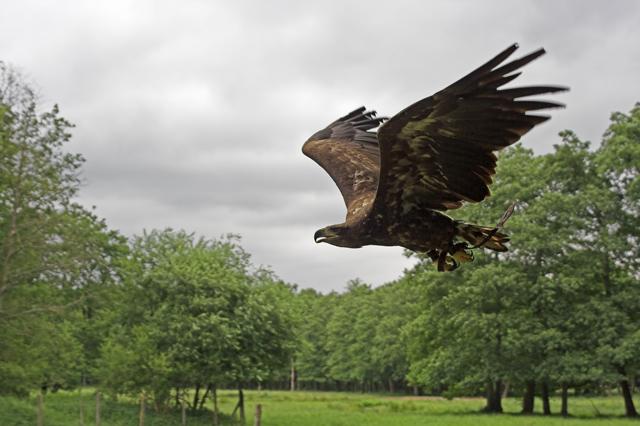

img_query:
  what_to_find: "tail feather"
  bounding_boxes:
[455,223,510,252]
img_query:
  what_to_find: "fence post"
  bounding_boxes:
[239,389,245,424]
[79,386,84,426]
[37,393,43,426]
[139,391,145,426]
[254,404,262,426]
[95,390,100,426]
[213,383,218,426]
[182,389,186,426]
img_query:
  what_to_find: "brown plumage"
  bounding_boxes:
[302,44,566,271]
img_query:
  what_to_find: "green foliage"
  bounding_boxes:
[96,229,297,411]
[293,276,417,393]
[370,279,416,387]
[325,279,375,384]
[0,62,125,395]
[294,288,336,384]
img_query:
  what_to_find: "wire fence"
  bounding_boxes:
[4,389,262,426]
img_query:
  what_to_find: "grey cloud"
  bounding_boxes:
[3,0,640,292]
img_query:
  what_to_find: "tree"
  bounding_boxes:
[325,279,377,391]
[371,280,415,394]
[404,146,553,411]
[403,142,591,412]
[0,62,123,395]
[576,104,640,418]
[404,104,640,417]
[524,108,640,417]
[97,229,297,413]
[294,288,336,390]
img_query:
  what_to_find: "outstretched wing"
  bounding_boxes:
[302,108,386,213]
[374,44,567,216]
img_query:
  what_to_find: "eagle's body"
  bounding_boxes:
[314,199,456,253]
[303,44,566,270]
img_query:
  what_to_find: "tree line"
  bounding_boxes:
[290,104,640,418]
[1,61,639,418]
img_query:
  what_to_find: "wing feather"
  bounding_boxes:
[374,44,567,215]
[302,108,386,213]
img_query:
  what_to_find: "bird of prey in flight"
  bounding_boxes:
[303,44,566,271]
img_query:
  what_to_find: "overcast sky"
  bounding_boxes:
[2,0,639,293]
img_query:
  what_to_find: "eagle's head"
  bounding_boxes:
[314,225,363,248]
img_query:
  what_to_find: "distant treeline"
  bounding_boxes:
[1,61,639,418]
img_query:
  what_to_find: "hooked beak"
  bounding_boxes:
[314,228,336,244]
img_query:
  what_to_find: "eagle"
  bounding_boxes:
[302,44,566,271]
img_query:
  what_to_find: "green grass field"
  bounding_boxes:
[1,389,638,426]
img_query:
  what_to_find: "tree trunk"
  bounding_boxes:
[615,365,638,417]
[620,378,638,418]
[413,384,418,396]
[484,381,503,413]
[192,384,200,413]
[389,377,394,394]
[521,380,535,413]
[541,381,551,415]
[290,358,295,391]
[199,383,211,410]
[502,382,510,399]
[560,382,569,416]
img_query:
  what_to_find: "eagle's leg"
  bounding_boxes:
[449,242,474,263]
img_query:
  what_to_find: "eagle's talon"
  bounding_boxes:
[434,254,459,271]
[444,257,460,271]
[452,248,474,263]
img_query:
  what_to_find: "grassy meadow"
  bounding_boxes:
[1,389,639,426]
